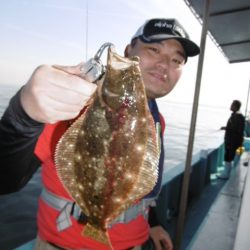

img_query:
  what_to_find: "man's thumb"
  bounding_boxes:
[53,63,84,76]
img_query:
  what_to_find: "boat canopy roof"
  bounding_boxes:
[184,0,250,63]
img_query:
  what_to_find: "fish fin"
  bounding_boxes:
[83,223,112,248]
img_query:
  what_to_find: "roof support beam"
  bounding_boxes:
[174,0,211,249]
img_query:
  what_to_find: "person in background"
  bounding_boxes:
[218,100,245,180]
[0,18,199,250]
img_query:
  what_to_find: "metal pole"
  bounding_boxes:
[174,0,211,249]
[244,77,250,118]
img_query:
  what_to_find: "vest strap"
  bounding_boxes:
[41,188,155,231]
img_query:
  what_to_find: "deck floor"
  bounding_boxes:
[186,153,249,250]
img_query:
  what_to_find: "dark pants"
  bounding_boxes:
[224,143,239,162]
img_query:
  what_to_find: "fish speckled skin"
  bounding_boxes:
[55,46,159,246]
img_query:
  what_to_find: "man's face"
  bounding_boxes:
[126,39,185,99]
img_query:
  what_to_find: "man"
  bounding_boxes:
[0,18,199,249]
[218,100,245,180]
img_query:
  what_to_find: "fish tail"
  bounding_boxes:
[83,223,113,249]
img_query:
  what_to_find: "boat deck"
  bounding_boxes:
[187,152,249,250]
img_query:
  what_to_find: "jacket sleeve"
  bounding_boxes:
[0,88,44,194]
[148,205,160,227]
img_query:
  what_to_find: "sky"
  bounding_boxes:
[0,0,250,113]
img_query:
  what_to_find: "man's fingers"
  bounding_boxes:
[51,64,97,95]
[20,64,97,124]
[52,63,84,76]
[152,239,162,250]
[46,83,91,106]
[161,239,173,250]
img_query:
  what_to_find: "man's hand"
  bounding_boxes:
[150,226,173,250]
[20,63,97,124]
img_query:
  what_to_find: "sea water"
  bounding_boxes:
[158,100,227,170]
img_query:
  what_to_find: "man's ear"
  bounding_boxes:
[124,44,132,57]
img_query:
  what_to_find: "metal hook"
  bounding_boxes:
[94,42,114,61]
[80,42,114,83]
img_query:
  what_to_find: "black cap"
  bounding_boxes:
[131,18,200,57]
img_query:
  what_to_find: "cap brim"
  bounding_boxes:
[139,35,200,57]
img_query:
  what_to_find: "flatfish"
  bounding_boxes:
[55,45,159,247]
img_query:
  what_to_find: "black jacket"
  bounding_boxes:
[0,89,44,194]
[225,112,245,148]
